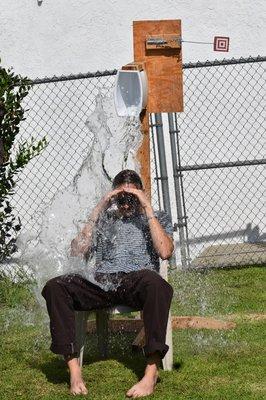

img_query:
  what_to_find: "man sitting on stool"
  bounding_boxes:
[42,169,174,397]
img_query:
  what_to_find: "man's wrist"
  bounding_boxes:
[94,202,105,213]
[144,205,155,219]
[88,217,96,224]
[88,210,100,224]
[91,203,105,220]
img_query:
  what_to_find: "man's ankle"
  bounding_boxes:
[64,353,79,362]
[145,352,160,378]
[64,356,82,377]
[146,352,161,366]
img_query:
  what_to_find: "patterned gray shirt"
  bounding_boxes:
[92,209,173,274]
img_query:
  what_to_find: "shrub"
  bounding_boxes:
[0,61,47,262]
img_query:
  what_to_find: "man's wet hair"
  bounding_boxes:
[112,169,143,190]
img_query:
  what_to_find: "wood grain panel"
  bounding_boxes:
[133,20,183,113]
[137,109,151,199]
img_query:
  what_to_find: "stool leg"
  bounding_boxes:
[160,260,173,371]
[96,310,109,359]
[162,311,173,371]
[75,311,90,367]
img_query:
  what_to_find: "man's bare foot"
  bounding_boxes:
[126,353,160,398]
[65,357,88,395]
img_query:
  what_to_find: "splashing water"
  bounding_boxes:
[14,93,143,303]
[0,93,239,359]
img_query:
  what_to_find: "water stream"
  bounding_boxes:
[13,93,142,303]
[0,93,235,354]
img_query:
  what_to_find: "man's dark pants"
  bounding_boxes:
[41,269,173,359]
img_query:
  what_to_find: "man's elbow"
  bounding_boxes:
[160,250,173,260]
[160,239,174,260]
[70,239,78,257]
[70,239,84,257]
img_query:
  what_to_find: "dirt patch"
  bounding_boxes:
[86,315,236,333]
[172,316,236,329]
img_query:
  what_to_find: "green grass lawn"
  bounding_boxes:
[0,266,265,399]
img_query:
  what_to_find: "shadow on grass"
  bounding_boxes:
[28,332,183,387]
[173,360,183,370]
[37,357,69,385]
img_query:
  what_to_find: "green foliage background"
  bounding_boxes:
[0,61,47,262]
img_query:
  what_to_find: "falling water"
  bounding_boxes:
[14,93,143,303]
[1,93,236,356]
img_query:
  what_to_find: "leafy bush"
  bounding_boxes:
[0,61,47,261]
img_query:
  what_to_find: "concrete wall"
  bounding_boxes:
[0,0,265,78]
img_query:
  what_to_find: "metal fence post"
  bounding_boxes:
[153,113,172,220]
[168,113,190,269]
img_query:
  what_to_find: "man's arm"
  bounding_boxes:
[121,187,174,259]
[145,206,174,259]
[70,218,97,257]
[70,187,124,257]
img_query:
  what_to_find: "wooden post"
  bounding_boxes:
[133,20,183,113]
[134,19,183,199]
[132,20,183,361]
[137,109,151,200]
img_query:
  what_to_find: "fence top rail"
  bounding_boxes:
[30,69,118,85]
[28,55,265,86]
[182,55,266,69]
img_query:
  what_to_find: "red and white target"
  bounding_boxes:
[213,36,230,52]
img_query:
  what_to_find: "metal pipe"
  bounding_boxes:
[176,158,266,172]
[17,56,265,87]
[154,113,172,220]
[168,113,190,269]
[173,113,191,267]
[182,56,266,70]
[29,69,118,86]
[149,114,162,210]
[153,113,178,269]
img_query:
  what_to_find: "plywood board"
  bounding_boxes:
[133,20,183,113]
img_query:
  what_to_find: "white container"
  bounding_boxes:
[114,69,148,117]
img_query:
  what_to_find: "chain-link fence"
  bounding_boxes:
[12,56,266,269]
[12,70,117,230]
[150,56,265,268]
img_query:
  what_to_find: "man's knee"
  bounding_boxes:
[160,279,173,300]
[41,276,61,298]
[142,269,173,298]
